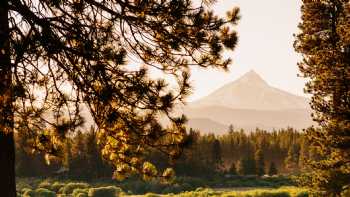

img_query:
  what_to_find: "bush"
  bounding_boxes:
[60,182,89,194]
[144,193,161,197]
[17,182,33,192]
[176,177,206,188]
[341,188,350,197]
[22,189,35,197]
[77,194,88,197]
[296,191,309,197]
[72,188,89,197]
[51,182,66,192]
[255,191,290,197]
[121,180,149,194]
[57,195,68,197]
[88,186,122,197]
[21,188,33,194]
[34,188,56,197]
[38,181,52,190]
[22,188,55,197]
[161,184,183,194]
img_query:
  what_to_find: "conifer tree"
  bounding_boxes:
[85,127,105,179]
[211,139,223,171]
[237,156,256,175]
[14,132,32,177]
[255,148,265,176]
[236,159,245,176]
[294,0,350,195]
[62,139,72,172]
[284,145,299,173]
[229,162,237,175]
[268,162,278,176]
[298,136,309,171]
[70,131,86,178]
[0,0,240,195]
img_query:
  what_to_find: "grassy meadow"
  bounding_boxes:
[16,177,309,197]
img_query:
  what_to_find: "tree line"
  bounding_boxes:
[169,127,313,178]
[15,126,312,179]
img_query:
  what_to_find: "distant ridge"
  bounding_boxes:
[190,70,309,110]
[182,70,314,133]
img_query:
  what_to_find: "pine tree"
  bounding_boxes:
[14,133,33,177]
[85,127,107,178]
[0,0,240,194]
[211,139,223,172]
[229,162,237,175]
[62,139,72,173]
[294,0,350,195]
[268,162,278,176]
[236,159,245,176]
[237,156,256,175]
[298,136,309,171]
[255,148,265,176]
[284,145,299,173]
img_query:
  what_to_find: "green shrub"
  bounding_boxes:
[17,182,33,192]
[57,195,68,197]
[88,186,122,197]
[51,182,66,193]
[176,177,206,188]
[122,180,148,194]
[34,188,56,197]
[60,182,89,194]
[38,181,52,190]
[22,188,55,197]
[194,187,205,192]
[296,191,309,197]
[23,189,35,197]
[21,188,33,194]
[161,184,183,194]
[144,193,161,197]
[341,188,350,197]
[255,191,290,197]
[77,194,88,197]
[72,188,89,197]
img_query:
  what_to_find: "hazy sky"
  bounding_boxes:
[187,0,306,101]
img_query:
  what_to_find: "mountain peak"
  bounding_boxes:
[191,69,309,110]
[236,70,267,86]
[246,70,260,77]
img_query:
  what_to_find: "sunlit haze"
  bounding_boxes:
[188,0,305,101]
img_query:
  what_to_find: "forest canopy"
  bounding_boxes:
[0,0,239,196]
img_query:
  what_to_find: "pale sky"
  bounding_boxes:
[187,0,306,101]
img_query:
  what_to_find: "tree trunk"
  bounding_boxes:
[0,0,16,196]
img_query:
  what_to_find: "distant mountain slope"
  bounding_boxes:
[181,70,314,133]
[190,70,309,110]
[184,106,313,131]
[187,118,229,135]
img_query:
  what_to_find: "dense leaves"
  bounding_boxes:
[294,0,350,195]
[1,0,240,188]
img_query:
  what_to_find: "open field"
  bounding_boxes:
[16,178,309,197]
[138,187,308,197]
